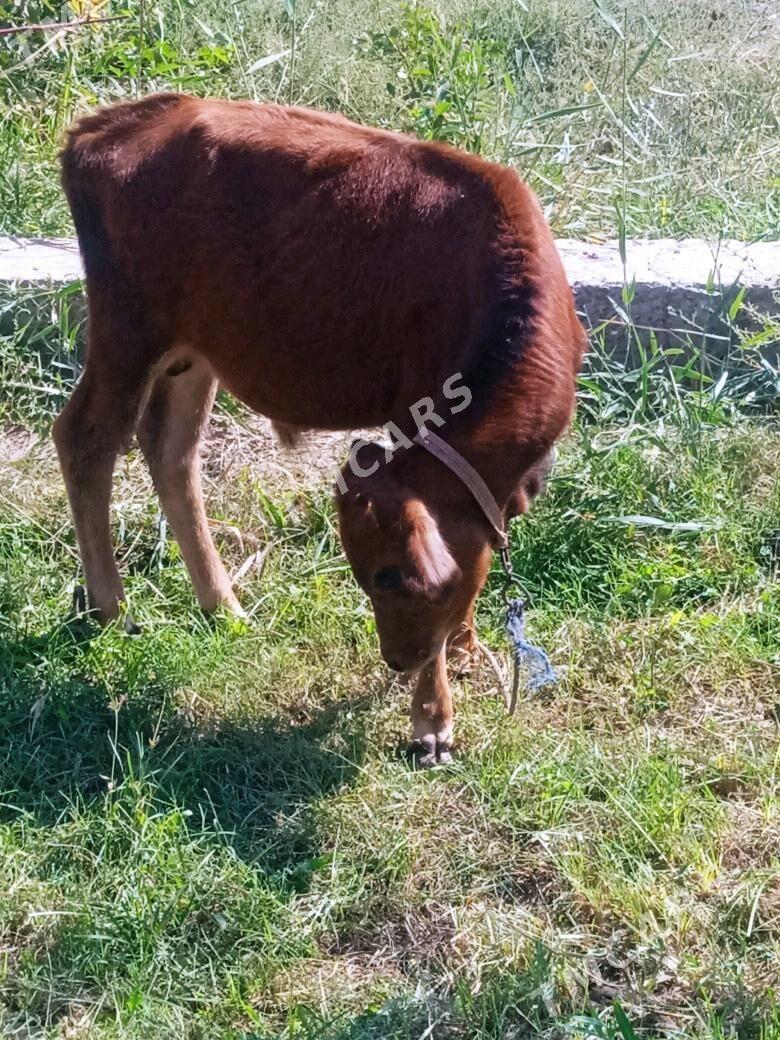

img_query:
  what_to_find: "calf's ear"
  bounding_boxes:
[505,487,530,520]
[506,447,558,519]
[405,501,461,601]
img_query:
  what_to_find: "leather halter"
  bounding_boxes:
[413,429,507,547]
[413,428,558,711]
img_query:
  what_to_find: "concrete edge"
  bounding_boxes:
[1,236,778,353]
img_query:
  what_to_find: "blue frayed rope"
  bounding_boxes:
[498,541,557,713]
[505,597,558,713]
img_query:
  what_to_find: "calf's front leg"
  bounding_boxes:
[411,646,453,767]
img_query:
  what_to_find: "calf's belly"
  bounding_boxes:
[186,308,455,432]
[213,357,397,431]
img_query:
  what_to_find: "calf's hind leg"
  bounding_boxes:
[53,337,158,624]
[447,603,478,676]
[137,354,242,615]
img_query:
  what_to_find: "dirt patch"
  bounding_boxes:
[0,425,38,464]
[0,411,378,492]
[205,411,378,490]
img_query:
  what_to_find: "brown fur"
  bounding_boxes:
[53,93,586,760]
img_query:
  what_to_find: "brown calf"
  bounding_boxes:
[54,94,586,763]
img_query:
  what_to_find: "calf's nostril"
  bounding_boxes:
[387,659,403,672]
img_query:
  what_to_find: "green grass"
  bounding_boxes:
[0,385,778,1035]
[2,0,779,239]
[1,0,779,1033]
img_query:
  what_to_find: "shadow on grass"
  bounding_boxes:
[0,617,373,879]
[2,623,778,1038]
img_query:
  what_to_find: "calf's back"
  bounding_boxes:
[62,93,581,434]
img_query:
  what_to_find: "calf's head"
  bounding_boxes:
[336,444,492,673]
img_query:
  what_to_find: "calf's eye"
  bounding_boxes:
[373,566,405,592]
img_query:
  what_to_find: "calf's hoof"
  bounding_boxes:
[71,585,139,632]
[411,733,454,769]
[71,584,87,616]
[123,614,142,635]
[226,597,247,620]
[205,591,247,619]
